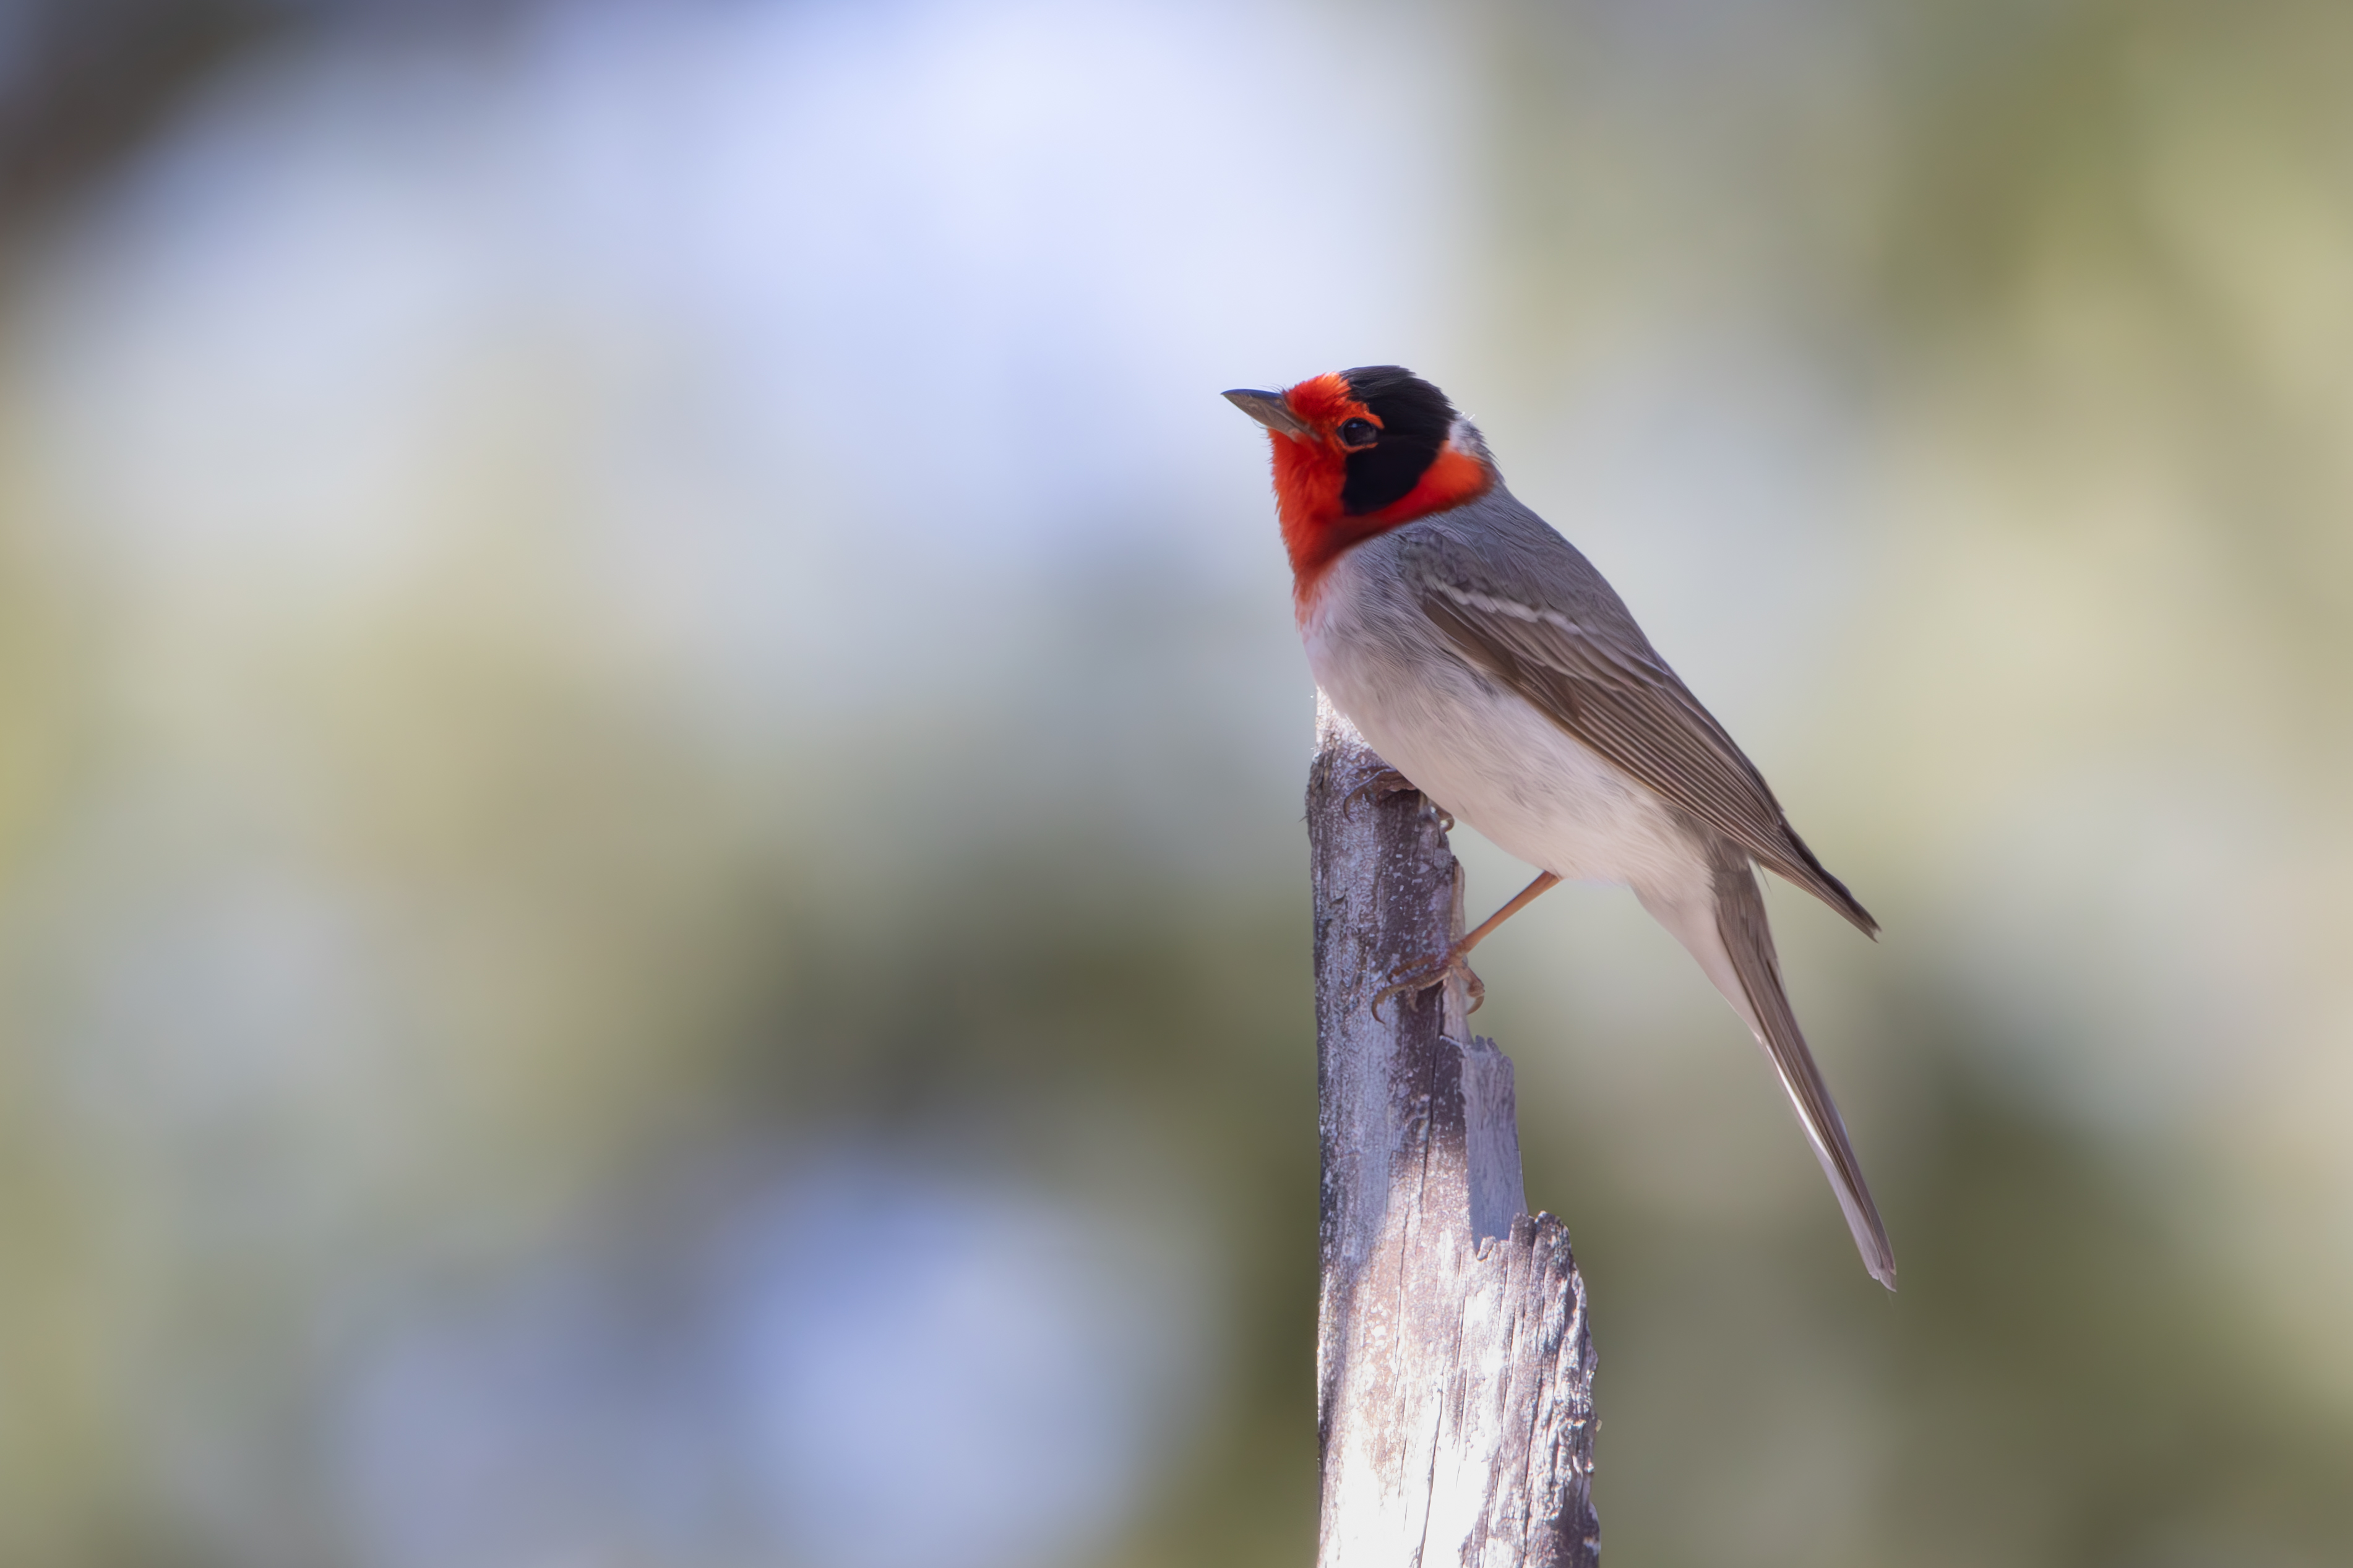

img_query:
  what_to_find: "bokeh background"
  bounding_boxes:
[1,1,2350,1564]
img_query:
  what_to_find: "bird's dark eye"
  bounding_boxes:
[1338,418,1379,447]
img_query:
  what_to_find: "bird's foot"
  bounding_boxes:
[1342,767,1453,831]
[1372,943,1485,1020]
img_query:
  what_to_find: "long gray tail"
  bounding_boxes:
[1711,844,1898,1289]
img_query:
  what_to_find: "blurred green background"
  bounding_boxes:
[2,1,2351,1565]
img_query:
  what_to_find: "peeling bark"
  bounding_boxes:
[1310,694,1599,1568]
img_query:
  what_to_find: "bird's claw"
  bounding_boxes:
[1370,948,1486,1021]
[1341,766,1417,813]
[1342,768,1453,831]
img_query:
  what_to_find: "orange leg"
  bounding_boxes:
[1374,871,1562,1018]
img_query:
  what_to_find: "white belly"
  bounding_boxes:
[1302,554,1706,895]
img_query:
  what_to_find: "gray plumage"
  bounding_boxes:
[1303,456,1896,1288]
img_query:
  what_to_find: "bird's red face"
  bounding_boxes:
[1225,366,1494,606]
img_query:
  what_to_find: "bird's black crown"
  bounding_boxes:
[1339,366,1460,515]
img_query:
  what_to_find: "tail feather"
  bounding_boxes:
[1710,845,1896,1288]
[1637,844,1896,1288]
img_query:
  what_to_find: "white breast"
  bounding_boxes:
[1301,547,1708,896]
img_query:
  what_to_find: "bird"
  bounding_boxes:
[1226,366,1895,1288]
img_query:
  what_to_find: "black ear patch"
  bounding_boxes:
[1338,366,1458,515]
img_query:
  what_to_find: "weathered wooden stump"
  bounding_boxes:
[1309,695,1599,1567]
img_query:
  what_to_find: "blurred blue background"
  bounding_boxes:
[1,1,2351,1564]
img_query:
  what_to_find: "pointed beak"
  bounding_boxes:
[1223,387,1313,441]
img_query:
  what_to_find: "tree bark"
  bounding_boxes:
[1309,694,1599,1568]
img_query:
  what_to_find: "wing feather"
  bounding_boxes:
[1411,554,1877,935]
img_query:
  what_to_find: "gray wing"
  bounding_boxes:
[1403,525,1878,935]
